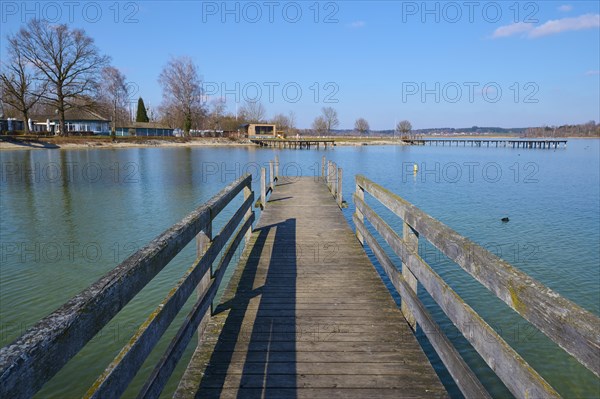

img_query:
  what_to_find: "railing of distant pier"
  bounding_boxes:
[353,175,599,399]
[0,173,259,399]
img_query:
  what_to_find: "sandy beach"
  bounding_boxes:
[0,136,408,150]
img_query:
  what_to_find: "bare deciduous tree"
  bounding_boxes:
[207,98,227,130]
[396,120,412,137]
[354,118,370,135]
[271,113,291,132]
[98,66,129,136]
[158,56,203,136]
[312,115,328,135]
[321,107,339,134]
[158,102,205,133]
[0,35,47,134]
[287,111,297,134]
[15,19,109,135]
[239,100,266,123]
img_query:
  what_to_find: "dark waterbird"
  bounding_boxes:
[501,217,510,223]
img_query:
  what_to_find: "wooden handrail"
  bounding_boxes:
[85,193,254,398]
[0,175,254,399]
[354,174,600,398]
[354,196,559,398]
[353,213,491,399]
[136,213,254,399]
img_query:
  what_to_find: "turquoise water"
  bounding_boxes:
[1,140,598,398]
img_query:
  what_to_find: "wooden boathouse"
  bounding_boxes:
[0,157,598,398]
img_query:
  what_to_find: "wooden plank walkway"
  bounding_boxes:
[175,176,448,398]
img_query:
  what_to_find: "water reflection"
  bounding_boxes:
[0,141,598,398]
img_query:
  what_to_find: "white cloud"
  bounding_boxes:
[492,22,534,38]
[349,20,366,29]
[530,14,599,37]
[558,5,573,12]
[585,70,600,76]
[492,14,599,39]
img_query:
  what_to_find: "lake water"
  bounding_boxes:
[1,140,598,398]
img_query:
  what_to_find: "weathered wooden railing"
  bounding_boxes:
[254,156,278,209]
[0,175,255,399]
[321,155,344,208]
[353,175,599,399]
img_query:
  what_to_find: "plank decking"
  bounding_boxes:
[175,176,448,398]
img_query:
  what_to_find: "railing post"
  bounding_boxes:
[330,162,335,194]
[337,167,343,207]
[402,222,419,331]
[260,167,266,209]
[275,156,279,181]
[355,182,364,245]
[243,185,253,243]
[196,222,212,337]
[321,155,326,179]
[327,161,331,190]
[332,163,337,197]
[269,160,274,190]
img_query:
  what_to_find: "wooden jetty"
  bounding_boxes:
[404,138,567,149]
[174,166,446,398]
[251,138,335,149]
[1,157,598,399]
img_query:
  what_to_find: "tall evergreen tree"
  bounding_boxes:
[136,97,149,122]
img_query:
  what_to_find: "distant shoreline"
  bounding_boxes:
[1,135,596,151]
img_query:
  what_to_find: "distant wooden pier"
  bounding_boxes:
[1,157,598,399]
[251,138,334,149]
[404,138,567,149]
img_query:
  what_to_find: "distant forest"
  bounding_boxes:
[522,122,599,138]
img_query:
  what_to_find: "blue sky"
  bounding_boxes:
[1,1,599,129]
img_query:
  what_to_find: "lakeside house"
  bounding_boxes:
[115,122,174,137]
[31,109,111,135]
[0,118,25,133]
[242,123,277,138]
[2,111,174,137]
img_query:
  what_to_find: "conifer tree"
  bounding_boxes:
[136,97,149,122]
